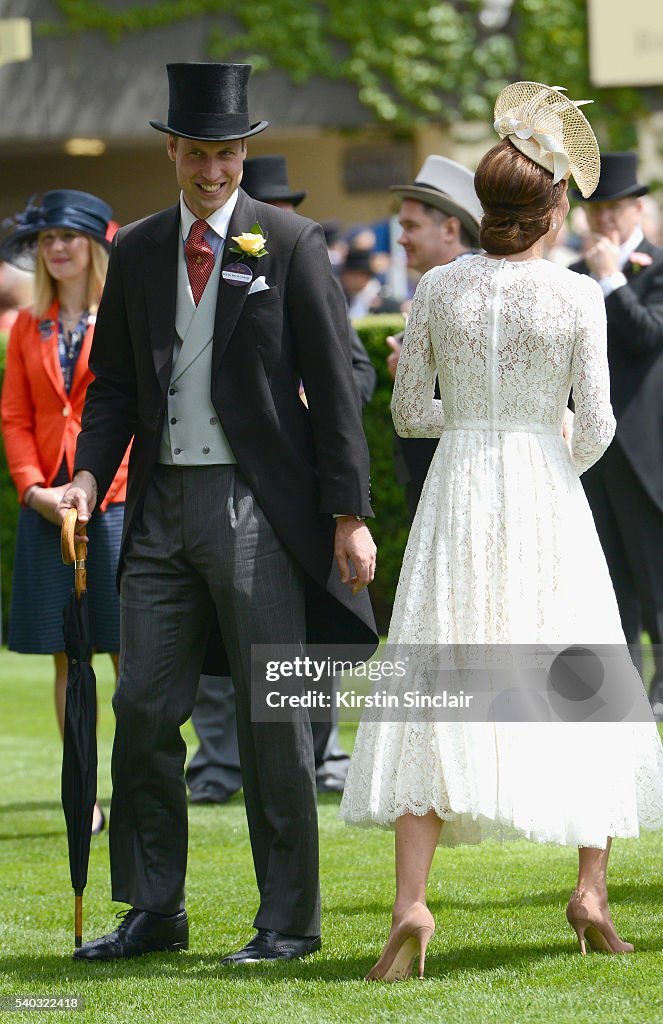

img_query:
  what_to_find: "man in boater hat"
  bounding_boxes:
[570,153,663,715]
[58,62,377,963]
[386,155,482,520]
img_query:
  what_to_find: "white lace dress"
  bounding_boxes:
[340,254,663,847]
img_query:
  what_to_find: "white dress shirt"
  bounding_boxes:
[597,226,644,298]
[179,189,239,257]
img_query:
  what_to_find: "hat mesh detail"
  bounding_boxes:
[493,82,600,199]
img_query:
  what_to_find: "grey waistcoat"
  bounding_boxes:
[158,233,237,466]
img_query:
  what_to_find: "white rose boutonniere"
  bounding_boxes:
[230,221,268,258]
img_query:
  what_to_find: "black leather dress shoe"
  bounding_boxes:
[189,783,234,805]
[72,908,188,960]
[221,929,321,965]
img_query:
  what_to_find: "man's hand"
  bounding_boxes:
[334,518,376,595]
[56,471,99,534]
[584,232,620,279]
[386,335,403,380]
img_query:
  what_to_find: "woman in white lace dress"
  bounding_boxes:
[340,83,663,979]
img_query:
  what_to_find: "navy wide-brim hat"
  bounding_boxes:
[242,155,306,206]
[572,152,649,202]
[0,189,113,272]
[150,62,269,141]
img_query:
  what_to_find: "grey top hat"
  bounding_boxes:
[391,155,483,243]
[150,62,269,141]
[242,156,307,206]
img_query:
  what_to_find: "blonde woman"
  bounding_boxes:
[1,190,129,834]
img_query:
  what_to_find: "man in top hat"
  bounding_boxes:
[58,61,377,963]
[186,153,376,806]
[339,246,402,317]
[240,154,307,209]
[386,155,482,519]
[570,153,663,712]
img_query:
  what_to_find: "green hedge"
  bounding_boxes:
[355,315,409,633]
[0,317,409,639]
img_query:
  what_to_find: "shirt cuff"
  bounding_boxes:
[598,272,627,297]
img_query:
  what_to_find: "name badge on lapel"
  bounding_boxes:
[222,263,253,287]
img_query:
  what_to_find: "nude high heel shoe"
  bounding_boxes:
[566,892,634,955]
[365,903,435,982]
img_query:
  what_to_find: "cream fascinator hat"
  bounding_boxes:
[493,81,600,198]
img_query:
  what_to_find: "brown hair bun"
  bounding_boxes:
[475,139,566,255]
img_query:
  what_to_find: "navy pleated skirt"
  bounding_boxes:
[8,501,124,655]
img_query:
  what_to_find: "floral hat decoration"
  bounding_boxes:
[493,81,600,198]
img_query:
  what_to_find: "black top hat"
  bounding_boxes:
[0,189,113,272]
[150,62,269,141]
[341,249,374,275]
[573,152,649,202]
[241,156,306,207]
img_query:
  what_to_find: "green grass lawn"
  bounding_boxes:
[1,650,662,1024]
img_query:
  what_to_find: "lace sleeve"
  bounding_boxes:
[391,270,445,437]
[570,276,616,475]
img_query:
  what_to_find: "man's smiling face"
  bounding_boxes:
[168,135,247,219]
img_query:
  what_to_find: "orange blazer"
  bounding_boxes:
[1,301,129,509]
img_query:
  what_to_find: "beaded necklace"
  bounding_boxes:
[58,310,89,393]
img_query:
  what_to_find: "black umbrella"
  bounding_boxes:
[60,508,97,949]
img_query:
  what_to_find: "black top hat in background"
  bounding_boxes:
[573,152,649,202]
[150,62,269,141]
[341,249,374,276]
[241,156,306,207]
[0,190,113,272]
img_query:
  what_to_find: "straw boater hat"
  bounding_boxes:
[391,156,483,244]
[492,81,601,198]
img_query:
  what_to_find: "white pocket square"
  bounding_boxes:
[248,276,270,295]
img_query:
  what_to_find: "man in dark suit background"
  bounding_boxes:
[58,62,377,964]
[570,153,663,714]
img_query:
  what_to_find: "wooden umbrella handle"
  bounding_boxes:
[74,891,83,949]
[60,508,87,597]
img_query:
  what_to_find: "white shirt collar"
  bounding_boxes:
[179,188,239,243]
[619,226,644,269]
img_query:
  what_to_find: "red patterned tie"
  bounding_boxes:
[185,219,215,305]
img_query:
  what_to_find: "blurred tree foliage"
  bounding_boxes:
[42,0,663,146]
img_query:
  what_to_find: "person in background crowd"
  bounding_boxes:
[570,153,663,717]
[340,247,401,318]
[186,153,377,803]
[241,156,377,403]
[0,259,33,334]
[0,190,130,835]
[386,156,482,520]
[322,219,347,269]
